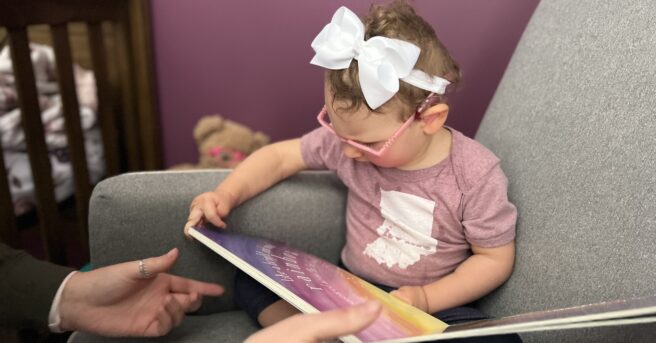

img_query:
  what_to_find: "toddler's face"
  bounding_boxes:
[322,85,429,169]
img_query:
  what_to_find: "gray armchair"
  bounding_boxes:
[72,0,656,342]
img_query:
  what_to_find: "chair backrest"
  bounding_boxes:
[0,0,161,264]
[475,0,656,340]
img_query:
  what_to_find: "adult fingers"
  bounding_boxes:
[144,305,173,337]
[122,248,178,280]
[164,295,185,327]
[172,292,203,313]
[168,274,224,296]
[301,301,382,341]
[134,248,178,279]
[246,301,382,343]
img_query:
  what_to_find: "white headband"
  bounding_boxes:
[310,6,451,109]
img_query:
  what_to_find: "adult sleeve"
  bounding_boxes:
[0,243,73,330]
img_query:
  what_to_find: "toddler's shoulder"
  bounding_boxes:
[300,126,345,171]
[450,129,503,193]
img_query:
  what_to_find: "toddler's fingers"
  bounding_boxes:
[215,203,229,228]
[184,207,204,239]
[202,201,226,229]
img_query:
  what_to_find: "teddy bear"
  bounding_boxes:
[171,115,270,169]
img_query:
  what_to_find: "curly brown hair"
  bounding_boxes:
[327,0,461,119]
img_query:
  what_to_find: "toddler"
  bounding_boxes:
[186,2,520,342]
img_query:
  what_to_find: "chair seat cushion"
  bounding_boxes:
[69,311,259,343]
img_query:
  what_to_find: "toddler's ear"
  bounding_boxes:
[421,103,449,134]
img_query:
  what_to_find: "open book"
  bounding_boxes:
[189,226,656,343]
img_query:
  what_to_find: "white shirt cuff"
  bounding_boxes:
[48,271,77,333]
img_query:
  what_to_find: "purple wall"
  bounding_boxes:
[151,1,539,167]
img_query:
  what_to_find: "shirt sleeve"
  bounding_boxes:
[0,243,74,330]
[300,126,343,171]
[461,164,517,248]
[48,271,77,332]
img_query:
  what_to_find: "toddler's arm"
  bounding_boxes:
[184,139,306,235]
[391,241,515,314]
[393,160,518,313]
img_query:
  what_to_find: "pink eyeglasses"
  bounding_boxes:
[317,93,440,157]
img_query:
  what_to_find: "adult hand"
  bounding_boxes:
[184,190,236,237]
[58,248,224,337]
[390,285,429,313]
[245,301,382,343]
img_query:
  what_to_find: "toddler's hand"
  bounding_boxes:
[184,190,235,238]
[390,286,429,313]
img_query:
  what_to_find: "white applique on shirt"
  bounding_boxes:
[364,189,438,269]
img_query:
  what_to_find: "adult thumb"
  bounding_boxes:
[142,248,179,276]
[307,301,382,341]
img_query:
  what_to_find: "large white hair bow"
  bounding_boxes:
[310,6,451,109]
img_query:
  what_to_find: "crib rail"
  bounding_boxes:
[0,0,161,264]
[6,27,66,262]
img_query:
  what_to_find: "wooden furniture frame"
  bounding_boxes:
[0,0,162,264]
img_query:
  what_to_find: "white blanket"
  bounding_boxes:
[0,43,105,215]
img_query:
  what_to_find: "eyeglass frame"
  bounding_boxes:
[316,93,441,157]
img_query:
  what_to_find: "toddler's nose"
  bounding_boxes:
[342,144,364,159]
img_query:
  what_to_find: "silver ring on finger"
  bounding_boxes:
[138,259,153,279]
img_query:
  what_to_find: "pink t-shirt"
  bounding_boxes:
[300,126,516,288]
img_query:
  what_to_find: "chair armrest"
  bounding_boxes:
[88,169,347,313]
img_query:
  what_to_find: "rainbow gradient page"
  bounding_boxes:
[195,227,448,342]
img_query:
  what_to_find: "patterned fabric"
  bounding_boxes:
[0,44,105,215]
